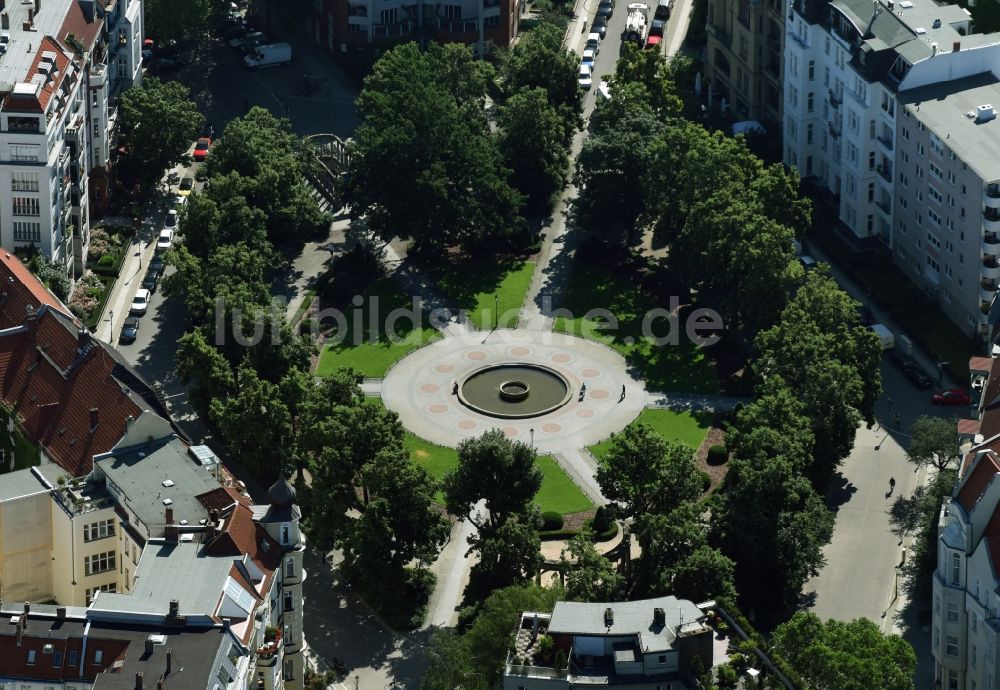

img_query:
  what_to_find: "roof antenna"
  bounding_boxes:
[864,0,883,38]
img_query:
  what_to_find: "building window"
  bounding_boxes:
[9,144,39,162]
[13,221,40,242]
[443,4,461,19]
[281,524,290,544]
[12,196,40,216]
[11,171,38,192]
[946,635,960,657]
[951,552,961,585]
[283,590,293,612]
[806,123,813,144]
[94,649,104,664]
[808,59,815,80]
[285,557,295,578]
[54,650,63,666]
[27,649,36,665]
[284,658,295,680]
[284,623,293,644]
[85,582,117,602]
[947,602,959,622]
[85,551,116,576]
[68,650,78,665]
[84,519,115,542]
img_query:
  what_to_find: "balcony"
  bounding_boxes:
[983,280,998,302]
[371,21,414,37]
[876,162,892,182]
[786,29,808,48]
[256,629,283,666]
[875,199,892,215]
[707,23,731,47]
[984,233,1000,257]
[828,89,841,109]
[829,122,841,139]
[986,184,1000,210]
[983,256,1000,281]
[986,210,1000,233]
[877,133,893,151]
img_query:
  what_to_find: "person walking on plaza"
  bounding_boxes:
[619,384,626,403]
[887,476,896,498]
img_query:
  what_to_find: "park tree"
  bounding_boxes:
[772,613,916,690]
[562,535,625,602]
[888,485,931,543]
[573,89,666,244]
[610,43,683,119]
[713,454,835,624]
[726,378,815,469]
[209,364,292,481]
[496,87,570,215]
[181,190,270,260]
[118,78,204,193]
[668,545,737,604]
[468,512,545,593]
[143,0,211,44]
[500,21,582,134]
[595,424,703,523]
[443,429,543,533]
[348,43,523,253]
[207,109,329,243]
[175,329,235,412]
[907,415,961,470]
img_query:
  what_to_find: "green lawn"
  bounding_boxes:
[369,398,593,514]
[552,264,718,394]
[315,278,441,378]
[588,408,713,459]
[0,407,40,474]
[426,260,536,330]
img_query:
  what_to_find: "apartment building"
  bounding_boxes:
[704,0,785,131]
[313,0,519,59]
[0,0,142,277]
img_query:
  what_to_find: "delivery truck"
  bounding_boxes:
[244,42,292,68]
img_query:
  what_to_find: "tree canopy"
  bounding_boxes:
[907,415,961,471]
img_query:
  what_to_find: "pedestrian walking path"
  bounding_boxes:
[423,506,481,628]
[645,390,750,413]
[94,214,160,344]
[551,448,607,506]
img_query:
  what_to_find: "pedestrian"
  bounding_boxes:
[619,384,626,403]
[888,476,896,498]
[452,380,458,396]
[580,382,587,398]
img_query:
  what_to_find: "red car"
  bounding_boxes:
[933,388,971,406]
[645,34,662,49]
[193,137,211,161]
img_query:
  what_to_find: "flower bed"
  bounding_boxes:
[87,226,134,277]
[69,271,114,329]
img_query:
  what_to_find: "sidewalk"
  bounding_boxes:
[805,240,962,391]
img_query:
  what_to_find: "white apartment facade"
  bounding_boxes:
[0,0,142,278]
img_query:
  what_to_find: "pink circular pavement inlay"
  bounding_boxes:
[551,353,572,364]
[457,419,477,431]
[503,427,520,438]
[510,346,530,357]
[590,389,610,400]
[576,409,596,419]
[419,383,440,394]
[466,351,488,361]
[427,404,449,415]
[581,367,600,379]
[434,363,455,374]
[542,423,561,433]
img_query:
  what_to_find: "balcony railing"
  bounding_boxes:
[371,21,414,37]
[988,183,1000,199]
[828,89,841,108]
[505,662,564,679]
[828,122,841,139]
[876,163,892,182]
[877,134,893,151]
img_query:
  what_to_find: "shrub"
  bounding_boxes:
[698,470,712,492]
[554,649,567,673]
[97,253,116,267]
[591,505,611,533]
[69,272,105,318]
[87,227,111,262]
[541,511,564,531]
[707,444,729,463]
[536,634,554,660]
[716,663,738,687]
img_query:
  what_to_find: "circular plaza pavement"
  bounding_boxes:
[380,329,647,453]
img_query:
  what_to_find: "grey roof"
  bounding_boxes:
[90,540,235,619]
[548,596,703,654]
[0,0,74,94]
[832,0,971,66]
[899,72,1000,181]
[267,474,296,508]
[94,437,219,536]
[0,466,50,502]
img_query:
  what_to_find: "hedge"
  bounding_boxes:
[707,444,729,463]
[541,511,564,531]
[89,229,135,278]
[539,521,619,542]
[714,597,805,690]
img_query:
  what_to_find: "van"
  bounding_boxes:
[870,323,895,351]
[244,42,292,68]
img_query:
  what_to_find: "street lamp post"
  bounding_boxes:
[494,292,499,331]
[108,309,114,343]
[530,428,535,449]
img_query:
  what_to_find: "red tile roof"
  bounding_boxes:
[206,503,281,574]
[959,419,982,438]
[59,0,103,53]
[0,251,68,328]
[971,357,995,375]
[957,451,1000,513]
[0,628,126,683]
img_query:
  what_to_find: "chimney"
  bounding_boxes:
[209,509,219,523]
[26,7,32,25]
[954,41,961,52]
[1,13,8,30]
[653,607,666,626]
[166,648,172,675]
[165,507,174,525]
[56,606,66,620]
[931,42,938,56]
[89,408,99,432]
[168,600,179,618]
[144,637,154,655]
[164,506,177,542]
[15,617,23,647]
[23,602,29,615]
[126,415,135,429]
[134,671,143,690]
[604,607,614,626]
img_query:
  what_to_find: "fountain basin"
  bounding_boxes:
[458,363,572,419]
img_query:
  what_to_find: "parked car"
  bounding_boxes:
[933,388,971,406]
[799,254,817,270]
[591,15,608,38]
[240,34,268,54]
[586,33,601,53]
[130,289,151,316]
[163,209,178,231]
[156,228,174,252]
[120,317,140,343]
[649,18,665,36]
[901,362,932,389]
[193,137,211,162]
[645,33,662,49]
[153,58,182,75]
[149,255,166,274]
[578,64,593,90]
[178,176,194,195]
[222,22,250,40]
[172,193,187,209]
[597,0,614,18]
[142,266,161,294]
[228,31,264,48]
[654,0,671,19]
[582,48,596,69]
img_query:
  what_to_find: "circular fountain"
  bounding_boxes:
[458,363,572,419]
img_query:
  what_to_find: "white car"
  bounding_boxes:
[172,194,187,209]
[582,48,596,69]
[156,228,174,252]
[130,289,151,316]
[578,64,593,90]
[587,33,601,53]
[163,209,178,230]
